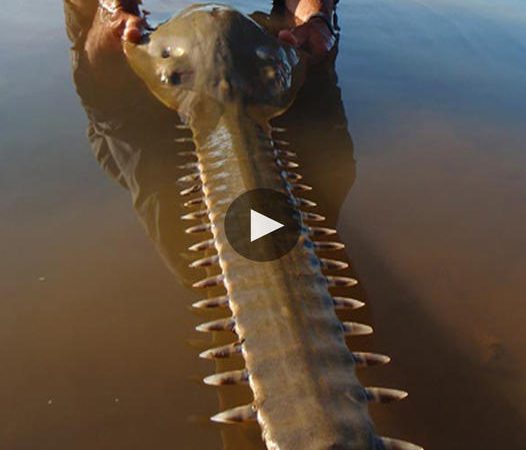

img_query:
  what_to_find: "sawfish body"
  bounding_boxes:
[124,4,421,450]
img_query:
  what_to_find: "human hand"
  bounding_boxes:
[278,14,337,63]
[85,3,145,68]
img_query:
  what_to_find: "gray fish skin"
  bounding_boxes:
[192,106,378,450]
[125,4,421,450]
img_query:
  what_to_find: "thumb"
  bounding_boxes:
[278,25,309,48]
[278,29,299,47]
[123,16,144,42]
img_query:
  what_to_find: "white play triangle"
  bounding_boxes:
[250,209,284,242]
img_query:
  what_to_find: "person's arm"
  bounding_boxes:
[278,0,337,62]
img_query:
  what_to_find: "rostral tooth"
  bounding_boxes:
[302,212,326,222]
[365,387,409,404]
[380,437,424,450]
[352,352,391,368]
[291,183,313,192]
[320,258,349,270]
[296,197,317,207]
[285,171,302,181]
[180,184,202,196]
[185,223,212,234]
[199,342,242,359]
[275,149,297,159]
[203,369,249,386]
[309,227,338,237]
[183,197,205,207]
[192,274,225,289]
[333,297,364,309]
[210,404,257,424]
[342,322,374,336]
[326,275,358,287]
[178,172,201,183]
[181,209,208,220]
[195,317,235,333]
[189,254,220,268]
[313,241,345,251]
[277,159,299,169]
[188,239,215,252]
[192,295,229,309]
[175,137,194,143]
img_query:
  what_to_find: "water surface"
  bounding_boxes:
[1,0,525,449]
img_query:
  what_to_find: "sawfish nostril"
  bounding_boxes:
[159,71,182,85]
[169,72,182,85]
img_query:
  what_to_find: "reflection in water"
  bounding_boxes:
[0,0,519,449]
[66,2,197,285]
[66,3,358,449]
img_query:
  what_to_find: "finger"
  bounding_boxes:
[124,16,144,42]
[278,29,299,47]
[123,23,143,43]
[289,24,310,47]
[110,16,127,38]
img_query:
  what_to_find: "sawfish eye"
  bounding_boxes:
[161,48,171,59]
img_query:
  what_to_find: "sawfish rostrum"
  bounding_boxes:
[125,4,422,450]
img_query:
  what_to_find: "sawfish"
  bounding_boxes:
[124,4,422,450]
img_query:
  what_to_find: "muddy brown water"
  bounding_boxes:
[1,0,525,449]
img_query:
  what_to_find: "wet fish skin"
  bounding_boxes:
[125,4,422,450]
[189,105,379,449]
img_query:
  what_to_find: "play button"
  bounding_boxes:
[250,210,284,242]
[225,188,301,261]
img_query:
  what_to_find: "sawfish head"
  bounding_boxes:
[124,3,305,118]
